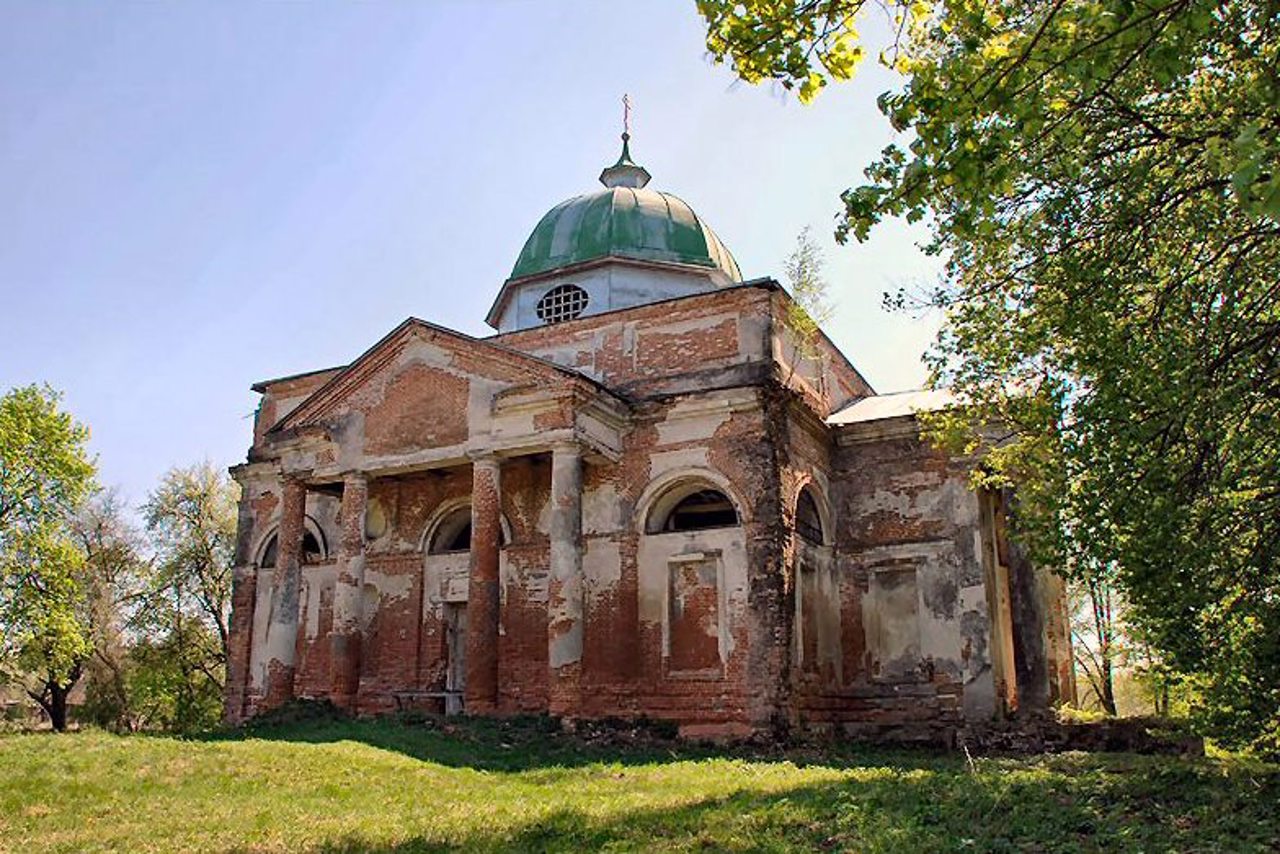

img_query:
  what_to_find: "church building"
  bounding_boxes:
[223,132,1074,740]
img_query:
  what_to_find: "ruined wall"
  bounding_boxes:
[985,489,1077,713]
[768,290,875,417]
[816,419,996,741]
[235,485,341,715]
[492,285,773,400]
[565,386,787,737]
[252,369,344,446]
[226,281,1072,739]
[777,405,839,707]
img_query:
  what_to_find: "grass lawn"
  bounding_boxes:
[0,715,1276,853]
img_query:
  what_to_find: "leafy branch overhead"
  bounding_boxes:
[700,0,1280,752]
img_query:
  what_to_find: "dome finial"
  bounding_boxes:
[600,94,651,189]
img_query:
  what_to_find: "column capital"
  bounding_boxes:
[467,450,502,469]
[550,440,584,458]
[341,469,368,486]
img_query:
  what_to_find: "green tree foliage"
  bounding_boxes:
[135,461,238,732]
[699,1,1280,751]
[783,226,836,355]
[0,385,97,730]
[71,489,146,731]
[125,621,225,733]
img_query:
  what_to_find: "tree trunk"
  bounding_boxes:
[48,681,69,732]
[1089,578,1118,716]
[1099,655,1117,716]
[30,674,76,732]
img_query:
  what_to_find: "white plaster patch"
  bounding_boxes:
[365,498,389,539]
[302,564,337,640]
[582,483,622,535]
[467,378,504,438]
[584,537,622,595]
[639,312,736,337]
[425,553,471,605]
[272,393,312,424]
[401,335,458,369]
[737,314,768,361]
[637,528,746,662]
[367,568,415,604]
[649,447,709,477]
[248,568,274,691]
[655,404,731,446]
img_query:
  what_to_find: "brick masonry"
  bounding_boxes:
[226,280,1073,739]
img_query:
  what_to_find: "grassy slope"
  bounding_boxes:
[0,716,1276,853]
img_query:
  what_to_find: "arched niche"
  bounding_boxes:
[255,516,329,568]
[640,471,745,535]
[795,484,832,547]
[419,500,512,555]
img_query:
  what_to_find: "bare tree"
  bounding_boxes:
[1070,570,1122,716]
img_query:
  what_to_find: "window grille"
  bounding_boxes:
[796,488,826,545]
[536,284,589,324]
[662,490,739,532]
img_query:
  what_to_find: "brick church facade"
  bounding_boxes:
[223,135,1074,740]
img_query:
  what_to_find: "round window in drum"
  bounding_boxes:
[536,284,589,324]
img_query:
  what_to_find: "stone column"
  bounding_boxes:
[263,476,306,710]
[464,454,502,713]
[329,471,368,712]
[223,489,258,723]
[547,443,584,716]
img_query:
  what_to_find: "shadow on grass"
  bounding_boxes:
[203,703,954,774]
[302,751,1280,854]
[201,708,1280,852]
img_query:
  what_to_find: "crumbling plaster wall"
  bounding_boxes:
[767,290,875,417]
[253,369,344,447]
[241,486,340,702]
[493,285,774,399]
[565,385,787,735]
[228,280,1069,739]
[822,422,997,738]
[777,404,840,702]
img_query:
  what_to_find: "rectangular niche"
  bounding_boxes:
[864,563,921,680]
[796,560,820,674]
[664,552,724,677]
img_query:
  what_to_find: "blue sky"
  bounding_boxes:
[0,1,941,508]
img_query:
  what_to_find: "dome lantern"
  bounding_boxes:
[598,133,651,189]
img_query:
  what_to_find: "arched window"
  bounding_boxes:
[795,487,826,546]
[258,528,325,568]
[536,284,589,324]
[650,487,739,533]
[426,505,508,555]
[428,507,473,555]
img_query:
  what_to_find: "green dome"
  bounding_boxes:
[510,186,742,282]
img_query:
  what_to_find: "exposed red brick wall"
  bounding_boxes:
[226,282,1066,741]
[492,286,772,395]
[253,369,343,443]
[364,363,469,455]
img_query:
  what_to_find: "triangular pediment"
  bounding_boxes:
[269,319,597,457]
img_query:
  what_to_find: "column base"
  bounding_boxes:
[262,662,297,711]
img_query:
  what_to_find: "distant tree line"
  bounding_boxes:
[1,384,235,733]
